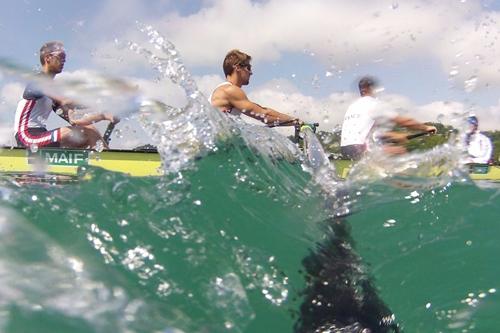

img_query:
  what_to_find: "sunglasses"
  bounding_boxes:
[49,51,66,61]
[239,63,252,71]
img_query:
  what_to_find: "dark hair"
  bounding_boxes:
[39,41,65,65]
[358,76,378,93]
[223,49,251,76]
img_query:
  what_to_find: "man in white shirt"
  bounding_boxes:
[465,115,492,164]
[340,76,436,160]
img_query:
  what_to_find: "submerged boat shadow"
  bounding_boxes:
[295,215,400,333]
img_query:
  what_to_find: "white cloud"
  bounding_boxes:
[434,11,500,85]
[248,78,355,131]
[0,82,23,145]
[0,82,23,108]
[194,74,225,99]
[482,100,500,130]
[144,0,480,69]
[246,78,500,131]
[85,0,500,91]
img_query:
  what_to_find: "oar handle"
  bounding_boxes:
[294,122,319,143]
[380,131,431,144]
[406,131,430,140]
[103,122,116,145]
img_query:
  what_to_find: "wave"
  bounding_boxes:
[1,24,499,333]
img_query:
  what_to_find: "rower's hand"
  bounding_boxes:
[383,145,408,155]
[60,98,86,110]
[59,100,75,113]
[104,113,120,124]
[426,125,437,134]
[382,131,409,144]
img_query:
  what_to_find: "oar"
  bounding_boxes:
[294,122,319,143]
[406,131,430,140]
[381,131,431,144]
[103,122,116,145]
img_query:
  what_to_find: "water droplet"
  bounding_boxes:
[311,74,320,89]
[95,140,104,152]
[383,219,397,228]
[118,219,129,227]
[193,200,202,206]
[31,195,38,201]
[464,76,478,93]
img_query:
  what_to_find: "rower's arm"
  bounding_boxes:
[226,86,299,126]
[393,116,436,133]
[54,104,118,127]
[70,112,118,126]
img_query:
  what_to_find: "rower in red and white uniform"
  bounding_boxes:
[14,41,119,149]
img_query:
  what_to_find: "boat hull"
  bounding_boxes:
[1,147,498,181]
[0,147,162,178]
[332,159,500,181]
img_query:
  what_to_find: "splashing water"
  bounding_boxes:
[1,22,499,333]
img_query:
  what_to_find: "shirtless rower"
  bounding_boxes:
[210,49,301,127]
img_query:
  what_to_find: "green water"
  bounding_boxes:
[0,139,499,333]
[348,182,500,332]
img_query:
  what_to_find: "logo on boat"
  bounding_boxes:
[28,149,89,166]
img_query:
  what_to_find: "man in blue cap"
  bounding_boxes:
[465,115,492,164]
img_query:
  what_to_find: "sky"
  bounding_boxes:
[2,0,500,147]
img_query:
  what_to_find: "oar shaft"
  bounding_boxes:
[103,122,115,145]
[406,131,429,140]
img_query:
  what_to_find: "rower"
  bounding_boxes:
[465,115,493,164]
[210,49,302,127]
[14,41,119,150]
[340,76,436,160]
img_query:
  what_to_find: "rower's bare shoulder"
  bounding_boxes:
[223,85,247,99]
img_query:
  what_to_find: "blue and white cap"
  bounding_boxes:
[467,115,478,126]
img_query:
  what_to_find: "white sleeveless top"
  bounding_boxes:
[209,82,243,116]
[340,96,397,146]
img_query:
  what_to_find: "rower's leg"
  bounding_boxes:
[59,126,105,149]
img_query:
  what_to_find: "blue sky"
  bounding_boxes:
[2,0,500,147]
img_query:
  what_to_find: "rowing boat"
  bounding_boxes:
[0,147,162,181]
[332,158,500,181]
[1,146,498,182]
